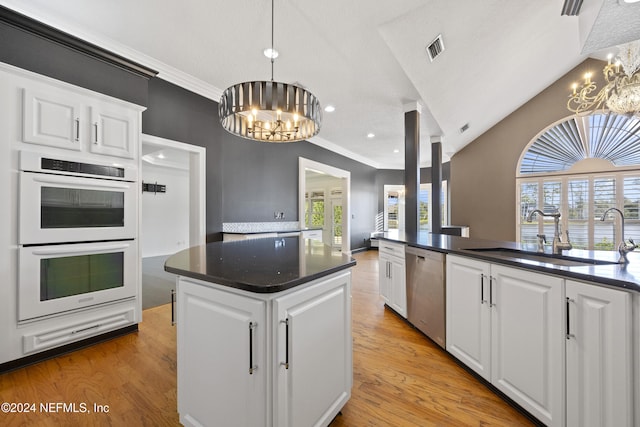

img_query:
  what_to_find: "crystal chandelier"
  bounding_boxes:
[218,0,321,143]
[567,40,640,116]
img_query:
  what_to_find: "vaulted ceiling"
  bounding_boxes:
[3,0,639,169]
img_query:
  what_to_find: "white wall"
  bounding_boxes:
[141,163,189,257]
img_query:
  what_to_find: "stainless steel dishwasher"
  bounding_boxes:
[405,246,446,348]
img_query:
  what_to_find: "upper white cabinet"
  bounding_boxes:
[89,104,138,159]
[566,280,633,427]
[22,86,139,159]
[378,241,406,318]
[23,87,83,151]
[446,255,565,427]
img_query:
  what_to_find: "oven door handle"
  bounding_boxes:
[30,174,131,189]
[31,242,131,256]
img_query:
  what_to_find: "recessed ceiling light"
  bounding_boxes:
[263,48,279,59]
[624,0,640,3]
[393,149,400,153]
[157,153,165,159]
[367,133,375,138]
[324,105,335,113]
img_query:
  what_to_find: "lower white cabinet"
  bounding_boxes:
[447,255,636,427]
[177,270,352,427]
[273,274,352,427]
[446,255,564,427]
[177,280,267,427]
[378,242,406,318]
[565,280,633,427]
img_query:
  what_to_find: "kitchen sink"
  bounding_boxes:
[466,247,619,267]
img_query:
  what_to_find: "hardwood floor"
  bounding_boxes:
[0,250,533,426]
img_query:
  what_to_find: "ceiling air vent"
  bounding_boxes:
[426,35,445,62]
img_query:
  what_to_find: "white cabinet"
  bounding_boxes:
[566,280,633,427]
[23,87,83,151]
[88,104,138,159]
[177,279,267,427]
[446,255,564,427]
[446,255,491,379]
[22,86,138,159]
[273,273,352,427]
[490,264,564,427]
[176,270,352,427]
[378,241,406,318]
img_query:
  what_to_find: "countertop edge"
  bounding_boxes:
[165,260,356,294]
[379,234,640,293]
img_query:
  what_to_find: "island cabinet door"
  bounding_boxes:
[565,280,633,427]
[273,271,352,427]
[490,265,565,427]
[177,278,268,427]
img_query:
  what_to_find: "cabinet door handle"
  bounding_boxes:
[170,289,176,326]
[489,276,496,307]
[480,274,487,304]
[280,318,289,369]
[74,118,80,141]
[93,122,99,144]
[566,298,575,339]
[388,261,392,279]
[249,321,258,374]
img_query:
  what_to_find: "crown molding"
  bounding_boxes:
[0,5,157,79]
[0,2,222,101]
[308,136,383,169]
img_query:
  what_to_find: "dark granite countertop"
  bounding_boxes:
[381,230,640,293]
[164,236,355,293]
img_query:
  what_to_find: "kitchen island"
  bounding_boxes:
[165,236,355,427]
[381,230,640,427]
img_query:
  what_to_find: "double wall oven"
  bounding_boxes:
[18,150,138,321]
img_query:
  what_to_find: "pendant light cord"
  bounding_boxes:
[270,0,274,82]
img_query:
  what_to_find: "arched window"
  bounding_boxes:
[516,113,640,250]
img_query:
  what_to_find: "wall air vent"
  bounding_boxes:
[426,35,445,62]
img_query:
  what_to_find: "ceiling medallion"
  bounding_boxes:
[568,40,640,116]
[218,0,321,143]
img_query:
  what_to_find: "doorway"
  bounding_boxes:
[140,134,206,309]
[299,157,350,254]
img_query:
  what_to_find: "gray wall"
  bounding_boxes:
[450,58,605,241]
[142,79,379,249]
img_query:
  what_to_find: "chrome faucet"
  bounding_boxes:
[600,207,637,264]
[526,209,572,255]
[536,234,546,253]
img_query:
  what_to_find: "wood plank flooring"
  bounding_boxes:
[0,250,533,426]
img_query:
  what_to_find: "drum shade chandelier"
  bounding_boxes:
[568,40,640,116]
[218,0,322,143]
